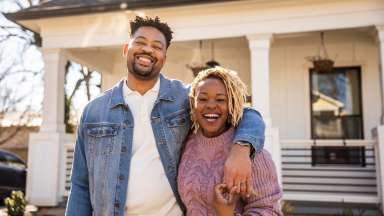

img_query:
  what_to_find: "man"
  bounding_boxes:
[65,16,265,216]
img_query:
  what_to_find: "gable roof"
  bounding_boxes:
[5,0,237,21]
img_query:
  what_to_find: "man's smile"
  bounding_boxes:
[135,54,155,67]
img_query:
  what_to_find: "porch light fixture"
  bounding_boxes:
[306,32,335,73]
[187,40,220,77]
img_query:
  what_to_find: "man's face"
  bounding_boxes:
[126,26,167,80]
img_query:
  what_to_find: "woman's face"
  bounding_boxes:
[194,77,229,137]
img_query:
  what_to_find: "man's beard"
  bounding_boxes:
[128,61,155,80]
[133,63,152,77]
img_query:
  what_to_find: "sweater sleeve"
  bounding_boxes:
[241,150,282,216]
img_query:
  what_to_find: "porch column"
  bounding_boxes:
[375,25,384,214]
[246,34,282,185]
[27,48,67,206]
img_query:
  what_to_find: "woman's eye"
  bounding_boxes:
[217,98,226,102]
[198,97,207,102]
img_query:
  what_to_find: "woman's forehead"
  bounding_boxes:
[196,77,227,93]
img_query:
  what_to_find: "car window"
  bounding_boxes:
[0,153,6,165]
[1,151,25,169]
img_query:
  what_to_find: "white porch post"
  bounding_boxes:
[375,25,384,214]
[27,48,67,206]
[246,34,282,185]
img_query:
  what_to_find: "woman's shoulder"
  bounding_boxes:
[251,150,277,171]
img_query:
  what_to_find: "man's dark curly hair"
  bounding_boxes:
[130,16,174,49]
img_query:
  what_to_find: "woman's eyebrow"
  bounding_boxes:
[216,93,227,96]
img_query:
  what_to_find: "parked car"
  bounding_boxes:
[0,150,26,205]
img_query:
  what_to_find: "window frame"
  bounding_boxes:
[309,66,364,140]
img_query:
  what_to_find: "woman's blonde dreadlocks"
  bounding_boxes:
[189,66,248,133]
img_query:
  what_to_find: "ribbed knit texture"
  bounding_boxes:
[177,128,282,216]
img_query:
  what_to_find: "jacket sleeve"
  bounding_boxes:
[65,113,92,216]
[233,107,265,153]
[240,151,282,216]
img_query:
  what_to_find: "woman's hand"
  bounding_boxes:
[224,144,255,197]
[213,184,239,216]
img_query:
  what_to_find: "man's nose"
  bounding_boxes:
[141,44,153,53]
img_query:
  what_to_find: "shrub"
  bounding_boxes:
[4,191,26,216]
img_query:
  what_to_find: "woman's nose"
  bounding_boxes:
[206,100,217,108]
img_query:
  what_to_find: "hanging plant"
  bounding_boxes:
[306,32,335,73]
[187,40,221,77]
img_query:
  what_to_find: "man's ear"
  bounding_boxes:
[123,43,129,57]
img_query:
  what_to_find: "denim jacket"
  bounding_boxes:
[65,74,265,216]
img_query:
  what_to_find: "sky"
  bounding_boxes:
[0,0,101,127]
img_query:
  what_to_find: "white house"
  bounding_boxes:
[6,0,384,214]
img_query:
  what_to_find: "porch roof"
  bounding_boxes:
[5,0,238,21]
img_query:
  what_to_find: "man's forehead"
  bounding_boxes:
[132,26,166,41]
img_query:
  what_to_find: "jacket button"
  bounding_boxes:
[115,202,120,208]
[119,175,124,180]
[121,146,127,152]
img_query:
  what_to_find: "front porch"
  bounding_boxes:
[9,0,384,214]
[53,26,384,214]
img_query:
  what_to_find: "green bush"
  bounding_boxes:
[4,191,26,216]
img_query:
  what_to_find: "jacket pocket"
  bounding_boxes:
[86,123,119,156]
[164,110,190,163]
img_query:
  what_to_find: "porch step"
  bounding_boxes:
[286,201,382,216]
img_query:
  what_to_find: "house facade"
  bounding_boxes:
[6,0,384,214]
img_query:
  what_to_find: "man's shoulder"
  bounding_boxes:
[87,88,113,108]
[80,87,115,121]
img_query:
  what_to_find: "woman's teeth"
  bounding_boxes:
[203,114,219,122]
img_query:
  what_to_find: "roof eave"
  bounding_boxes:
[5,0,236,21]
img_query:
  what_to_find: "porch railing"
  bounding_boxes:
[63,141,75,197]
[62,139,379,204]
[281,139,379,204]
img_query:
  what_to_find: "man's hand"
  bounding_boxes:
[213,184,238,216]
[223,144,255,197]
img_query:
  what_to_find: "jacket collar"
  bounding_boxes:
[109,74,175,109]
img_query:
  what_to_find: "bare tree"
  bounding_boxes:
[0,0,42,145]
[65,61,101,133]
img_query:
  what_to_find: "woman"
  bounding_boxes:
[177,67,282,215]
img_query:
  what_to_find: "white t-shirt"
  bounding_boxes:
[123,78,182,216]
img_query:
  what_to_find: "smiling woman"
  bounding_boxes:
[178,66,282,216]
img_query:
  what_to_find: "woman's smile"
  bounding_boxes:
[194,78,229,137]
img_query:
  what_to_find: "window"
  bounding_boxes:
[310,67,363,139]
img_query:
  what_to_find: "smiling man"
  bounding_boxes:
[65,16,265,216]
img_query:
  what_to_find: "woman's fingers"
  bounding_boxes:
[246,175,255,198]
[214,184,229,204]
[228,186,240,204]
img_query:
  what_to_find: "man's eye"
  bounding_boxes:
[153,45,162,50]
[135,41,145,45]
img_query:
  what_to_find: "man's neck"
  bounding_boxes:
[126,73,159,95]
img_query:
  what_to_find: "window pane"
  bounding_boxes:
[311,67,363,139]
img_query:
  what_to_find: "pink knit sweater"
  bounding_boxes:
[177,128,282,216]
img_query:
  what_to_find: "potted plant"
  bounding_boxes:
[306,32,335,73]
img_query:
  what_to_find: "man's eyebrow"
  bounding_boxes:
[134,36,146,40]
[135,36,164,46]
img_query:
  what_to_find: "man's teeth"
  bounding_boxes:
[138,56,152,63]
